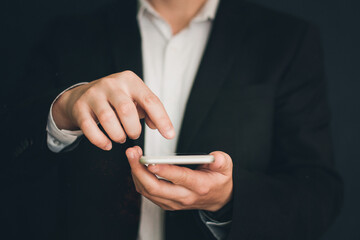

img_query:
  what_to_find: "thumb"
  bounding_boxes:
[206,151,233,175]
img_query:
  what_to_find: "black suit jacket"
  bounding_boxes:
[2,0,343,239]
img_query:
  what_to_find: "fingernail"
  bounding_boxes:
[165,128,175,139]
[218,154,225,162]
[105,143,112,151]
[136,147,142,156]
[128,151,134,159]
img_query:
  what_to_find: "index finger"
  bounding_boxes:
[129,82,175,139]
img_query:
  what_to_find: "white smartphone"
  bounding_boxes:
[140,155,215,165]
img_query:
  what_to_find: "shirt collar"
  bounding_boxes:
[138,0,220,22]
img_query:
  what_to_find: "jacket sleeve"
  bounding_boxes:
[0,21,68,184]
[228,25,343,240]
[0,21,72,239]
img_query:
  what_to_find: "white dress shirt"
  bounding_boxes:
[46,0,228,239]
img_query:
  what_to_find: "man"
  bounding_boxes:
[4,0,343,239]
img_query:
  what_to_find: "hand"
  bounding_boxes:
[126,146,233,212]
[52,71,175,150]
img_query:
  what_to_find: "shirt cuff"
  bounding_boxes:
[198,210,232,240]
[46,82,88,153]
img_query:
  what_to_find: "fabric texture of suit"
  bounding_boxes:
[2,0,343,239]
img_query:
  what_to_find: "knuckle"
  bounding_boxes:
[72,100,83,111]
[158,116,171,125]
[101,77,116,88]
[71,101,84,117]
[147,183,161,196]
[79,119,93,130]
[98,110,113,123]
[84,86,98,97]
[175,170,189,185]
[197,185,210,196]
[98,76,110,84]
[143,94,159,105]
[181,197,195,207]
[121,70,135,78]
[118,70,140,84]
[118,102,134,116]
[156,116,172,130]
[144,184,156,195]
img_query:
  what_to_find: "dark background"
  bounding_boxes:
[1,0,359,239]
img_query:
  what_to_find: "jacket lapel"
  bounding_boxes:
[177,0,249,153]
[107,1,143,76]
[106,0,250,153]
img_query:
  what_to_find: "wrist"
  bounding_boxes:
[52,90,77,130]
[206,194,233,222]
